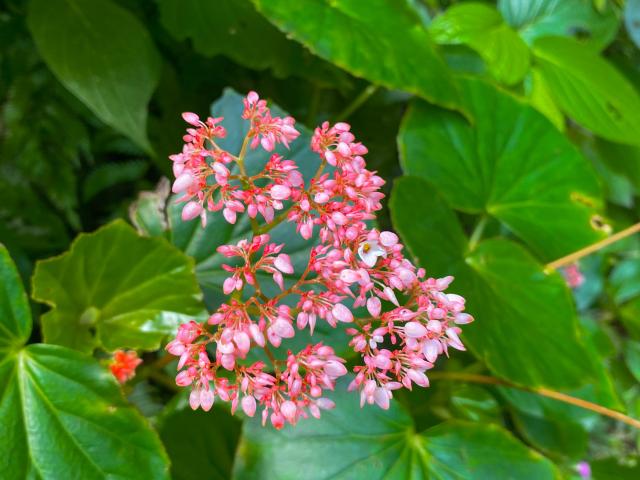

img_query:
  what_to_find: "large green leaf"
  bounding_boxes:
[398,77,604,261]
[157,0,348,87]
[159,400,241,480]
[32,220,204,353]
[27,0,161,151]
[0,245,31,356]
[430,3,530,85]
[390,176,603,390]
[233,379,556,479]
[251,0,466,114]
[498,0,620,50]
[0,344,170,479]
[533,36,640,146]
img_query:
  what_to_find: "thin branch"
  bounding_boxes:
[546,222,640,270]
[429,371,640,430]
[334,85,379,121]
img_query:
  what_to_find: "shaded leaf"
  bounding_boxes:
[32,220,204,353]
[625,0,640,49]
[159,400,241,480]
[157,0,349,88]
[27,0,161,150]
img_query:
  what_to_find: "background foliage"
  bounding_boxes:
[1,0,640,478]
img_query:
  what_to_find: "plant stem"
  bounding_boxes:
[429,371,640,429]
[546,222,640,270]
[335,85,379,121]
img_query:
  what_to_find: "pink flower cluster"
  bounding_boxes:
[166,92,474,428]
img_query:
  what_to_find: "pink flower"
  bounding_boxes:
[164,92,473,427]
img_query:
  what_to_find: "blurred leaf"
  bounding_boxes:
[625,0,640,49]
[624,340,640,384]
[610,258,640,305]
[0,344,170,479]
[27,0,161,150]
[234,379,556,479]
[391,176,606,390]
[83,160,149,202]
[251,0,466,115]
[533,36,640,146]
[159,400,241,480]
[32,220,204,353]
[0,245,32,355]
[157,0,349,88]
[591,458,640,479]
[525,67,565,130]
[398,77,604,261]
[450,385,501,423]
[430,3,530,85]
[498,0,620,50]
[129,178,171,238]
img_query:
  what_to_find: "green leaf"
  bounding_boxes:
[525,67,565,130]
[82,160,149,202]
[251,0,466,114]
[398,77,604,261]
[430,3,530,85]
[390,176,603,389]
[498,0,620,51]
[610,258,640,305]
[591,457,640,479]
[157,0,349,87]
[0,245,31,357]
[159,400,241,480]
[32,220,204,353]
[27,0,161,151]
[233,379,556,479]
[0,344,169,479]
[533,36,640,146]
[624,340,640,384]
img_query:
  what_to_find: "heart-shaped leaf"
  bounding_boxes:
[233,378,556,479]
[0,246,169,479]
[27,0,161,151]
[32,220,204,353]
[398,77,604,261]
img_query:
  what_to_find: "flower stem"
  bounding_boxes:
[335,85,379,121]
[546,222,640,270]
[429,371,640,429]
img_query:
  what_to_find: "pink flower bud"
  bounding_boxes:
[181,202,203,221]
[271,184,292,200]
[172,172,194,193]
[405,321,427,338]
[281,400,297,423]
[200,389,215,411]
[241,395,257,417]
[379,231,398,247]
[324,360,348,378]
[274,254,294,274]
[367,297,381,317]
[182,112,200,126]
[332,303,353,323]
